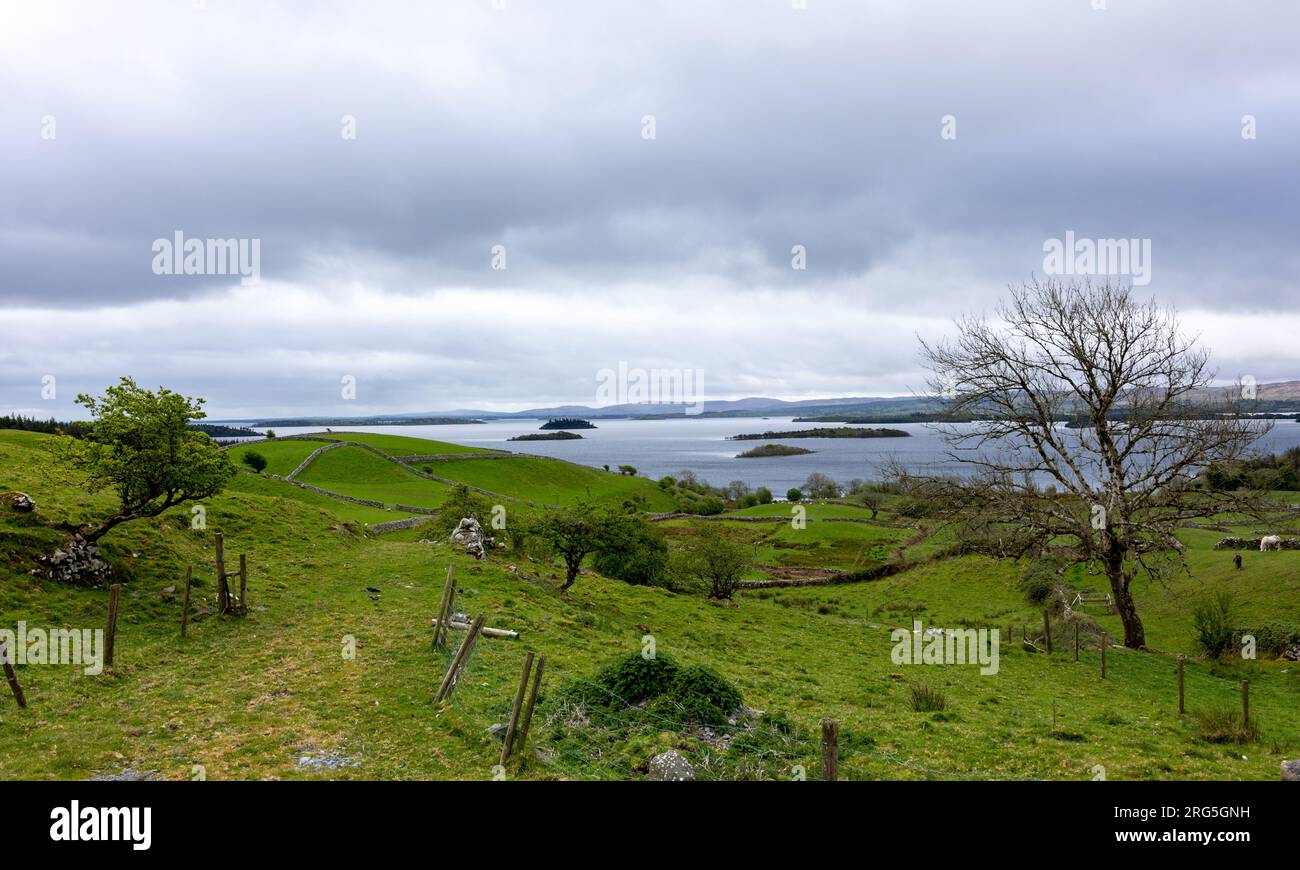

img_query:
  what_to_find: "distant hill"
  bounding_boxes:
[210,381,1300,426]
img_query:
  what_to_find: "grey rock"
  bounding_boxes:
[0,491,36,512]
[647,750,694,782]
[1283,760,1300,782]
[451,517,489,561]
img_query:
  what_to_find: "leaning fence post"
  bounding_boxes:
[433,564,456,650]
[0,638,26,708]
[515,655,546,758]
[820,718,839,782]
[105,583,122,667]
[434,613,485,703]
[500,652,535,766]
[180,566,194,637]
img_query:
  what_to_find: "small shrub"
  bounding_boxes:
[909,683,946,712]
[1019,562,1062,605]
[656,664,742,727]
[592,652,679,706]
[241,450,268,473]
[1192,591,1237,659]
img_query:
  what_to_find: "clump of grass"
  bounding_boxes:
[909,683,946,712]
[1192,706,1260,744]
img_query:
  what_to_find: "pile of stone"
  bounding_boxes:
[39,535,112,587]
[0,491,36,512]
[451,517,490,560]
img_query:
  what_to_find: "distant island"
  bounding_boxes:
[540,418,596,430]
[736,444,814,458]
[192,423,262,438]
[728,427,911,440]
[509,431,584,441]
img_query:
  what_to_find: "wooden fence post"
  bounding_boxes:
[1043,610,1052,654]
[1241,680,1249,728]
[238,554,248,614]
[500,652,535,766]
[515,655,545,758]
[1177,655,1185,715]
[180,566,193,637]
[434,613,485,703]
[820,718,839,782]
[215,532,229,614]
[0,638,26,708]
[433,564,456,650]
[105,583,122,666]
[1100,633,1106,679]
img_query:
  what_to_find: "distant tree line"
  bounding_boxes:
[0,414,92,437]
[1201,447,1300,492]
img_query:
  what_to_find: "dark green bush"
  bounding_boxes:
[658,664,742,727]
[591,652,680,707]
[241,450,268,473]
[1020,562,1064,605]
[558,652,743,728]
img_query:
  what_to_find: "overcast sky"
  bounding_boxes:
[2,0,1298,419]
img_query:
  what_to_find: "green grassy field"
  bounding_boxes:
[428,455,677,510]
[2,428,1298,781]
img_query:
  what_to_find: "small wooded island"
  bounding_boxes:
[509,431,583,441]
[736,444,814,458]
[540,417,596,430]
[728,427,910,440]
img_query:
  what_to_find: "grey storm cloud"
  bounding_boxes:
[1,0,1298,417]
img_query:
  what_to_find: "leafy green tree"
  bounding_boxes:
[755,486,773,505]
[242,450,269,473]
[56,378,236,542]
[535,503,618,591]
[688,526,753,600]
[786,488,803,502]
[592,514,669,585]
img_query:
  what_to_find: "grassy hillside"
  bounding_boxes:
[428,455,677,510]
[2,428,1298,781]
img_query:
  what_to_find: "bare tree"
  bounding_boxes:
[916,279,1270,649]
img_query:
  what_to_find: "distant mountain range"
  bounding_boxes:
[217,381,1300,427]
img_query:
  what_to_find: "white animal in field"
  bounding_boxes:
[1260,535,1282,552]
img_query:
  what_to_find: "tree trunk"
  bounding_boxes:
[1103,548,1146,649]
[560,562,579,591]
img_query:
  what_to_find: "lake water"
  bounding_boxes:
[256,417,1300,494]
